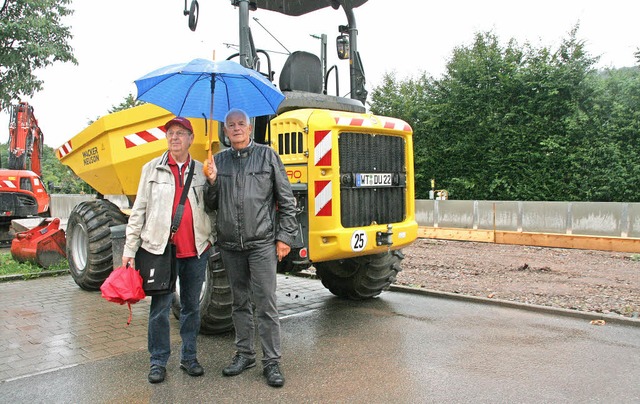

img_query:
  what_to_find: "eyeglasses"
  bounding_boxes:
[166,130,191,137]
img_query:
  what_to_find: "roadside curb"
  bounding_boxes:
[292,270,640,328]
[390,284,640,327]
[0,269,69,283]
[3,269,637,328]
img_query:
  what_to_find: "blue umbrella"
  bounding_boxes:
[134,58,284,122]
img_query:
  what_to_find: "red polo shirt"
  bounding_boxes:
[167,153,196,258]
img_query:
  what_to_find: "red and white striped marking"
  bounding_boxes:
[333,115,412,132]
[313,130,333,216]
[314,130,332,166]
[334,116,373,127]
[0,180,17,188]
[314,180,332,216]
[124,126,167,148]
[382,118,412,132]
[58,141,72,158]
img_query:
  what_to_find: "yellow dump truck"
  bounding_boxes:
[58,0,417,334]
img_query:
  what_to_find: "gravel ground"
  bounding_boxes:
[396,239,640,318]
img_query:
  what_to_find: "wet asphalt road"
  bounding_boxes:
[0,273,639,403]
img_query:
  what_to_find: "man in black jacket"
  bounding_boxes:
[205,108,298,388]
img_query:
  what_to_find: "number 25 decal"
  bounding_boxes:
[351,230,367,252]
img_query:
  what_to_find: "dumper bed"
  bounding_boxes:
[57,104,216,198]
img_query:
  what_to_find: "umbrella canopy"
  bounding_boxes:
[134,58,284,122]
[101,264,146,305]
[100,265,146,325]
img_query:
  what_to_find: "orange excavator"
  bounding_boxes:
[2,102,65,267]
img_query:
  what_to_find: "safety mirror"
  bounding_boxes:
[336,34,349,60]
[188,0,199,31]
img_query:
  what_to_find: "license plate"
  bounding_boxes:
[355,173,392,187]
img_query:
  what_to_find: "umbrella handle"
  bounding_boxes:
[203,159,209,176]
[202,112,209,152]
[203,82,215,176]
[207,116,213,164]
[206,114,214,158]
[203,119,213,176]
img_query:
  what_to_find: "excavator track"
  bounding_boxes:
[0,222,15,247]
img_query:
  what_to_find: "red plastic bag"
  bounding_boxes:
[100,264,146,325]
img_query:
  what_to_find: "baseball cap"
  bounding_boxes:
[165,116,194,133]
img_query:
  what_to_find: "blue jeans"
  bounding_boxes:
[148,250,209,367]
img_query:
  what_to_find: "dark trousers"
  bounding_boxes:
[221,243,281,366]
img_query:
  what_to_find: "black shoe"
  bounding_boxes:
[148,364,166,384]
[180,359,204,377]
[222,354,256,376]
[263,363,285,387]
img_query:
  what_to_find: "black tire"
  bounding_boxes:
[172,252,233,335]
[277,256,294,273]
[66,199,128,290]
[315,250,404,300]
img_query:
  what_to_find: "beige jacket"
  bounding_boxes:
[123,151,214,258]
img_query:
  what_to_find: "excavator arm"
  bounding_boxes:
[8,102,44,176]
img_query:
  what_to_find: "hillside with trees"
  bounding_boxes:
[369,27,640,202]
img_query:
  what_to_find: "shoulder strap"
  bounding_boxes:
[170,159,195,238]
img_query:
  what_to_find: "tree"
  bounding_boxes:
[84,93,143,125]
[108,93,143,114]
[0,0,77,110]
[369,27,640,202]
[581,66,640,201]
[39,143,93,193]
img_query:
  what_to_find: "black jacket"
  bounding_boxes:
[206,142,298,251]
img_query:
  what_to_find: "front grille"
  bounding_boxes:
[16,194,37,206]
[277,132,304,155]
[339,132,406,228]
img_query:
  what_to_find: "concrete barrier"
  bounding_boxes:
[417,200,639,239]
[52,195,639,239]
[50,195,639,251]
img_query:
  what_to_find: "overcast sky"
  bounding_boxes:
[1,0,638,148]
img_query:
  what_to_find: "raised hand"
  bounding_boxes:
[205,155,217,184]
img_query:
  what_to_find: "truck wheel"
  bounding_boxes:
[172,253,233,335]
[67,199,127,290]
[315,250,404,300]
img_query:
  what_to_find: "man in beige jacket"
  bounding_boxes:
[122,116,216,384]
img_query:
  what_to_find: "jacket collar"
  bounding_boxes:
[159,151,170,166]
[167,151,191,167]
[229,140,254,159]
[158,151,193,170]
